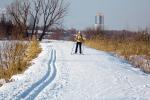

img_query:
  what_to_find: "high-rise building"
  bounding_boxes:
[95,13,104,30]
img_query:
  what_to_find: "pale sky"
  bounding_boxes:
[1,0,150,30]
[65,0,150,30]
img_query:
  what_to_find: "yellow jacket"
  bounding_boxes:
[75,33,86,42]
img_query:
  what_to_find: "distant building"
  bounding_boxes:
[95,13,104,30]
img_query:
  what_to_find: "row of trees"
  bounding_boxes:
[0,13,12,39]
[0,0,69,41]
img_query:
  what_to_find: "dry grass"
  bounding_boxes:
[0,39,41,79]
[86,37,150,58]
[85,30,150,73]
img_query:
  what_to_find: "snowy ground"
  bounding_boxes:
[0,40,150,100]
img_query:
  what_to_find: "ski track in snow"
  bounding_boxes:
[35,41,70,100]
[15,49,57,100]
[0,44,51,100]
[0,40,150,100]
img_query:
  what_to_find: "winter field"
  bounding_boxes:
[0,40,150,100]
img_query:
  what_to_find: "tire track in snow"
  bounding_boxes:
[16,49,57,100]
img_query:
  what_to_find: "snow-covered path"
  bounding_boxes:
[0,40,150,100]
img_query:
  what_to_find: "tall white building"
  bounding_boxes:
[95,13,104,30]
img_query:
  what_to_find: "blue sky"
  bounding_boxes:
[1,0,150,30]
[0,0,13,8]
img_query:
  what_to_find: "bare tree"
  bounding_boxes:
[7,0,30,38]
[39,0,69,41]
[29,0,42,37]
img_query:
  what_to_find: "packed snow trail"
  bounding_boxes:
[16,49,56,100]
[0,40,150,100]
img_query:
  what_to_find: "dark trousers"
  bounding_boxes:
[75,42,82,54]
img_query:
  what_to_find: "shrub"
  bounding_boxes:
[0,39,41,79]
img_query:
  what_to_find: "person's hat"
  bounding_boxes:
[78,31,81,34]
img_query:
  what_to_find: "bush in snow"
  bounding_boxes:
[0,39,41,80]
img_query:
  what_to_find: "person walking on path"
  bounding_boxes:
[74,31,85,54]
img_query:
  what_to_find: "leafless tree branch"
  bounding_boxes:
[39,0,69,41]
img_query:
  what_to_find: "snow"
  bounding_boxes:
[0,40,150,100]
[128,55,150,73]
[0,79,6,86]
